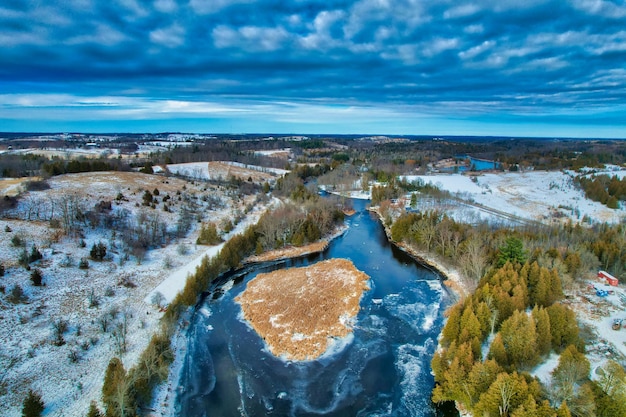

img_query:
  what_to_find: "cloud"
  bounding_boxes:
[150,24,186,48]
[0,0,625,136]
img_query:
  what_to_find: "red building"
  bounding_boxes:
[598,270,619,286]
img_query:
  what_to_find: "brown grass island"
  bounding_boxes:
[235,258,370,361]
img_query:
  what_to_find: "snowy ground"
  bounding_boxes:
[0,170,272,417]
[166,161,287,184]
[401,169,626,224]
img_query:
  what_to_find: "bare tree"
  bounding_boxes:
[112,309,132,355]
[459,232,488,288]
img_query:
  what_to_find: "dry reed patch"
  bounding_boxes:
[0,178,35,196]
[236,258,370,361]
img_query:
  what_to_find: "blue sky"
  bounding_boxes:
[2,0,626,137]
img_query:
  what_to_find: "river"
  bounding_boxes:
[174,198,457,416]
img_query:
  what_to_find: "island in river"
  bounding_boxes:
[235,258,370,361]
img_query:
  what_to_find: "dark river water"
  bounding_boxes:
[175,199,457,416]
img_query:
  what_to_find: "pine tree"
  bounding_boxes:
[497,236,527,267]
[102,357,130,417]
[532,306,552,356]
[488,333,509,368]
[441,303,462,346]
[547,304,579,351]
[86,401,103,417]
[556,401,572,417]
[22,389,44,417]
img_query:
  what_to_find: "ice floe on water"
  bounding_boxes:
[384,287,442,334]
[395,340,437,417]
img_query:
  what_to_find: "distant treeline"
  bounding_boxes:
[41,159,129,176]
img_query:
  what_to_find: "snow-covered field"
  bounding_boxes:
[402,170,626,224]
[166,161,287,184]
[0,170,270,417]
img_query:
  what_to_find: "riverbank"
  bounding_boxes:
[368,207,469,300]
[243,225,348,264]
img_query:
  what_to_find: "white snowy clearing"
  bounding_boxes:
[165,161,288,184]
[401,170,626,224]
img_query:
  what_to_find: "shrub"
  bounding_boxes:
[30,269,43,286]
[142,190,153,206]
[24,179,50,191]
[52,319,69,346]
[176,243,189,255]
[151,291,166,309]
[22,389,44,417]
[8,284,27,304]
[78,258,89,269]
[196,222,222,245]
[0,263,4,277]
[90,242,107,261]
[29,246,42,263]
[88,289,99,308]
[11,234,24,247]
[68,349,80,363]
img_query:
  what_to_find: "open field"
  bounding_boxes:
[402,169,626,225]
[165,161,287,184]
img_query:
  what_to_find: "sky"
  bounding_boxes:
[1,0,626,138]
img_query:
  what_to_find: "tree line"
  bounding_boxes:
[575,174,626,209]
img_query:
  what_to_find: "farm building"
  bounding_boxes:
[598,270,619,286]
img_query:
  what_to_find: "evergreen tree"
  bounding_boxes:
[591,379,626,417]
[556,401,572,417]
[488,333,509,368]
[532,306,552,356]
[547,304,579,351]
[102,357,134,417]
[459,304,482,345]
[441,303,462,346]
[86,401,103,417]
[497,236,527,267]
[196,223,222,245]
[22,389,44,417]
[499,310,539,369]
[467,359,502,408]
[90,242,107,261]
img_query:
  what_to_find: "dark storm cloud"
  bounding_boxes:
[1,0,626,135]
